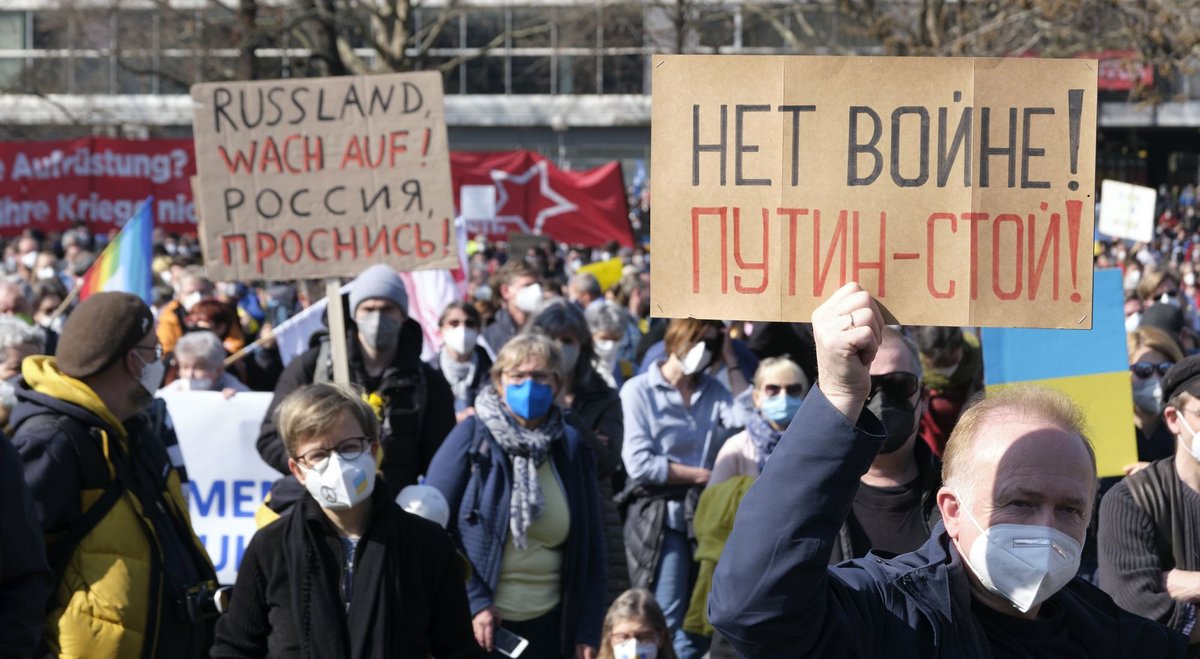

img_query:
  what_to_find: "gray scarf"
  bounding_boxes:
[439,349,477,404]
[474,385,564,549]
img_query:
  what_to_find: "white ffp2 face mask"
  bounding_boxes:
[442,325,478,356]
[514,283,544,314]
[613,638,657,659]
[958,494,1081,613]
[134,352,165,395]
[301,451,376,511]
[680,341,712,376]
[1176,414,1200,462]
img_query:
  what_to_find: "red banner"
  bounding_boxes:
[0,141,633,249]
[0,137,196,237]
[451,150,633,248]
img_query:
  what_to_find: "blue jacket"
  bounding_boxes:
[709,388,1187,658]
[426,415,607,651]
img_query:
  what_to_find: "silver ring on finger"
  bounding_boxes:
[847,310,856,329]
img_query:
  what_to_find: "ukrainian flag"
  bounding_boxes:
[981,268,1136,477]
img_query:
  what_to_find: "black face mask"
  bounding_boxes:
[866,392,917,454]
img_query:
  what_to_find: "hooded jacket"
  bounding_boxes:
[10,356,218,659]
[709,387,1187,659]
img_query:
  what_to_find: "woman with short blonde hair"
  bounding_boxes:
[212,383,477,658]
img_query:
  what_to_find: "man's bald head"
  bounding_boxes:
[942,386,1096,496]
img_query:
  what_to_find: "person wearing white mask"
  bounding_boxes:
[598,589,676,659]
[160,330,247,398]
[257,264,457,514]
[213,383,478,658]
[1100,353,1200,651]
[431,301,492,422]
[587,303,637,388]
[482,260,544,357]
[709,282,1185,658]
[620,318,734,659]
[10,292,220,658]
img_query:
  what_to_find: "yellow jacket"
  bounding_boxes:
[13,357,215,659]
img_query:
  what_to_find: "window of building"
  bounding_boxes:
[116,57,155,94]
[0,11,26,50]
[511,56,551,93]
[465,8,505,49]
[555,54,594,94]
[602,5,643,48]
[32,11,68,49]
[603,54,643,93]
[696,7,734,49]
[512,8,552,48]
[74,10,114,51]
[464,54,505,93]
[73,57,109,94]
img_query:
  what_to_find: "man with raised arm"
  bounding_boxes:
[708,283,1186,658]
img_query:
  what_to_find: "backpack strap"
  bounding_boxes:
[14,413,129,604]
[313,338,332,384]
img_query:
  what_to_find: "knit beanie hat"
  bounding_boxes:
[349,264,409,314]
[57,292,155,379]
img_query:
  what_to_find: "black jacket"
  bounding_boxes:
[257,319,456,489]
[426,346,493,412]
[0,432,51,657]
[212,487,479,658]
[710,388,1187,658]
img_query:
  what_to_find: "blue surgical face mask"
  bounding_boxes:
[760,394,803,425]
[505,379,555,421]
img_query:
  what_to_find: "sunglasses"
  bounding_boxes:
[1130,361,1173,379]
[869,372,920,401]
[762,383,805,397]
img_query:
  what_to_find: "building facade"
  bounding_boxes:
[1,0,1199,185]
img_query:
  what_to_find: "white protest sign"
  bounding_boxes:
[160,391,276,585]
[1098,179,1156,243]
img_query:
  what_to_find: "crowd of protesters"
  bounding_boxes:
[5,183,1200,658]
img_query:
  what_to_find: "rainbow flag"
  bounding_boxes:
[78,197,154,304]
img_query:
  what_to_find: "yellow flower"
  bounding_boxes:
[363,391,385,422]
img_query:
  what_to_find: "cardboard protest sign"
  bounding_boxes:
[161,391,276,584]
[651,56,1098,328]
[1098,179,1156,243]
[190,73,456,281]
[981,269,1136,477]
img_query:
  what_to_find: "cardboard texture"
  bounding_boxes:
[1098,179,1156,243]
[651,55,1098,328]
[190,72,457,280]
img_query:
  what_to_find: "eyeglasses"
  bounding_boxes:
[762,383,804,397]
[504,369,555,385]
[869,372,920,401]
[610,631,658,645]
[443,318,480,330]
[296,437,370,468]
[1131,361,1173,379]
[134,344,164,360]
